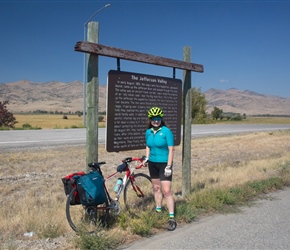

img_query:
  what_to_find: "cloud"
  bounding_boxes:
[219,79,229,83]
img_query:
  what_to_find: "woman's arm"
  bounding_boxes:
[167,146,174,166]
[145,145,150,159]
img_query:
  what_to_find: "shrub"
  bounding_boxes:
[22,123,32,129]
[0,101,17,128]
[230,115,243,121]
[74,229,118,250]
[98,116,104,122]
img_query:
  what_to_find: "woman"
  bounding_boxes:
[143,107,177,231]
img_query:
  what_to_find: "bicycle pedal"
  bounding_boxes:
[109,201,121,215]
[86,206,96,215]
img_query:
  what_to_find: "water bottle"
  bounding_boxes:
[114,178,123,193]
[23,231,35,237]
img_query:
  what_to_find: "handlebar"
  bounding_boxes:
[117,156,146,172]
[88,162,106,172]
[89,156,146,173]
[122,156,146,163]
[88,162,106,167]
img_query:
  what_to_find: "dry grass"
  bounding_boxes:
[13,114,106,129]
[1,130,290,249]
[0,145,149,247]
[14,114,85,129]
[170,130,290,193]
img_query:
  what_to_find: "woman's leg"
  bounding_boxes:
[151,178,163,208]
[161,180,174,214]
[161,180,176,231]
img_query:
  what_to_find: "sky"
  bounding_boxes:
[1,0,290,98]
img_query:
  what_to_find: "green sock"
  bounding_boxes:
[169,212,174,219]
[156,207,162,213]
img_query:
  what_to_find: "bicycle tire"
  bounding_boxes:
[66,187,109,233]
[123,173,155,216]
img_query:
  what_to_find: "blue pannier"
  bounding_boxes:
[76,171,107,206]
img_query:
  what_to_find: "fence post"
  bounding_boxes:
[182,46,192,197]
[86,21,99,172]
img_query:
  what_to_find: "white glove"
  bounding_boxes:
[164,166,172,177]
[142,156,149,167]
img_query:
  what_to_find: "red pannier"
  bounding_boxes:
[62,172,85,205]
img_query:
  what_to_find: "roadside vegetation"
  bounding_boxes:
[1,95,290,249]
[1,130,290,249]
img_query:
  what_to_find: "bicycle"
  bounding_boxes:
[65,156,154,233]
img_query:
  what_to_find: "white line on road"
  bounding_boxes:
[191,127,285,135]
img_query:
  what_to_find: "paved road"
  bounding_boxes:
[190,124,290,138]
[123,187,290,250]
[0,124,290,151]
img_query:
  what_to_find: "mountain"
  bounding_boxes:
[1,81,290,115]
[204,88,290,115]
[0,80,107,113]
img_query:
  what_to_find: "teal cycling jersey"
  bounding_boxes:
[145,126,174,163]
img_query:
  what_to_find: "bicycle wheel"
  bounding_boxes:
[123,173,155,215]
[66,187,109,233]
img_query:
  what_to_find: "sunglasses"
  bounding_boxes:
[151,117,162,122]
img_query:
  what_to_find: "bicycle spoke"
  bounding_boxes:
[66,187,109,233]
[124,173,155,216]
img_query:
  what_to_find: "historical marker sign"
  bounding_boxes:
[106,70,182,152]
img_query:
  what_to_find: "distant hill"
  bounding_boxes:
[204,88,290,115]
[1,81,290,115]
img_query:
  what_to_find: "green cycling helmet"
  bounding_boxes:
[147,107,163,118]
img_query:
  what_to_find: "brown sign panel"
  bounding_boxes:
[106,70,182,152]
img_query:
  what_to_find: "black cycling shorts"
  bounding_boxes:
[148,161,172,181]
